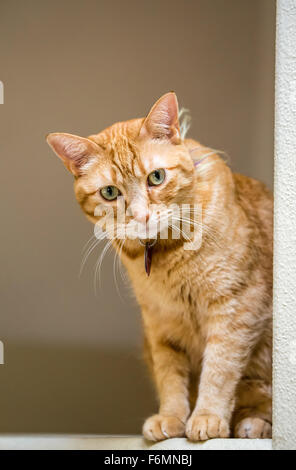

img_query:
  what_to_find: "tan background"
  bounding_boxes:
[0,0,275,433]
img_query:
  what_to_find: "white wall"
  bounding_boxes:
[274,0,296,451]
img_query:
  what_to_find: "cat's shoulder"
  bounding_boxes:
[232,172,273,233]
[233,172,273,203]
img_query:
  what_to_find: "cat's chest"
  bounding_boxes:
[140,267,208,361]
[126,252,207,319]
[124,251,211,361]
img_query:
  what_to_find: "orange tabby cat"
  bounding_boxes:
[47,92,272,440]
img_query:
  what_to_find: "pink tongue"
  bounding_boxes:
[144,242,153,276]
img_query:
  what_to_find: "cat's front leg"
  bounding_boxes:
[142,336,190,442]
[186,306,257,441]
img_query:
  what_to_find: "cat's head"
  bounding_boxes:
[47,92,197,247]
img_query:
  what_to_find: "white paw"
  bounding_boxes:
[143,414,185,442]
[234,417,272,438]
[186,414,230,441]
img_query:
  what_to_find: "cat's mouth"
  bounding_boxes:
[125,218,165,241]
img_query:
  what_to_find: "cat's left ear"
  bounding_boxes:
[139,92,181,144]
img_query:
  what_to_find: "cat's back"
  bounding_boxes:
[233,172,273,247]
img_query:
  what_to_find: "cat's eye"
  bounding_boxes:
[147,169,165,186]
[100,185,121,201]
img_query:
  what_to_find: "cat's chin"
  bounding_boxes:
[135,233,158,242]
[129,227,161,242]
[126,236,157,244]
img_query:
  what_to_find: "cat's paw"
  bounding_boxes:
[186,414,230,441]
[234,417,272,438]
[143,414,186,442]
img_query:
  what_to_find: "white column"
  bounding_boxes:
[274,0,296,450]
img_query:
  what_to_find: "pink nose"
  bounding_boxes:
[133,210,150,224]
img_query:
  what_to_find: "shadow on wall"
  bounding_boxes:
[0,344,156,434]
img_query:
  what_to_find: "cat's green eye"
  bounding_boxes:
[100,185,121,201]
[147,169,165,186]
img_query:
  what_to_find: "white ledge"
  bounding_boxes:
[0,435,272,450]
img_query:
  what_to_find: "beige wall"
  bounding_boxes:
[0,0,275,433]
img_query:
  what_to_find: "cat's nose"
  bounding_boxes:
[133,209,150,224]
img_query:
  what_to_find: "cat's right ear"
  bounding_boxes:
[139,92,181,144]
[46,132,100,176]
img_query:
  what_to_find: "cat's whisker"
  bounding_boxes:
[94,238,114,295]
[171,215,222,248]
[79,231,109,277]
[112,237,127,301]
[169,221,192,242]
[80,238,102,277]
[118,238,128,284]
[81,234,96,254]
[112,241,120,297]
[190,145,228,162]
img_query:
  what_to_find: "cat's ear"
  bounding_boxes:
[139,92,181,144]
[46,133,100,176]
